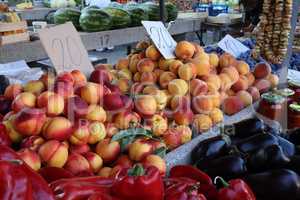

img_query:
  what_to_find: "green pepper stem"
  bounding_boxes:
[214,176,229,187]
[128,164,145,177]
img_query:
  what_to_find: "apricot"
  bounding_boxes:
[192,95,214,114]
[204,74,221,91]
[145,45,161,61]
[237,90,253,107]
[86,105,106,122]
[12,92,36,112]
[245,72,255,86]
[189,79,208,96]
[24,80,45,95]
[175,41,195,60]
[247,87,261,102]
[169,60,183,74]
[37,92,64,116]
[149,114,168,136]
[53,81,74,99]
[209,108,224,124]
[159,71,176,89]
[96,139,120,163]
[253,63,271,79]
[134,95,157,117]
[88,121,106,144]
[235,60,250,75]
[140,72,157,83]
[13,108,46,136]
[232,76,249,92]
[116,58,129,70]
[219,53,236,68]
[64,96,89,119]
[193,114,213,132]
[163,128,181,149]
[71,70,87,87]
[222,66,239,84]
[267,74,279,88]
[219,73,233,91]
[38,140,68,168]
[137,58,155,72]
[64,153,91,175]
[193,59,211,76]
[209,92,222,107]
[133,72,141,82]
[80,82,104,104]
[178,63,197,81]
[168,79,188,96]
[4,84,23,100]
[143,154,166,175]
[98,167,112,177]
[129,139,153,161]
[222,96,244,115]
[158,58,172,70]
[84,152,103,173]
[18,148,41,171]
[209,53,219,68]
[193,43,205,56]
[254,79,271,93]
[43,117,73,141]
[113,112,141,130]
[117,78,132,94]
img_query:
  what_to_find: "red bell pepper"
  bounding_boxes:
[39,167,75,183]
[215,177,256,200]
[0,160,33,200]
[0,145,55,200]
[88,193,120,200]
[112,164,164,200]
[0,123,11,146]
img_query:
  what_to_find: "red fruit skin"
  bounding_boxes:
[0,123,11,146]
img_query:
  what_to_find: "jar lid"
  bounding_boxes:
[275,88,295,97]
[261,92,285,104]
[289,104,300,112]
[288,80,300,88]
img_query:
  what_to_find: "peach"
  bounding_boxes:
[232,76,249,92]
[226,89,236,96]
[154,69,164,80]
[145,45,161,61]
[129,139,153,161]
[84,152,103,173]
[253,63,271,79]
[80,82,104,104]
[13,108,46,136]
[98,167,112,177]
[94,64,113,70]
[209,92,222,107]
[12,92,36,112]
[21,136,45,151]
[204,74,221,91]
[71,70,87,87]
[237,90,253,107]
[153,90,168,110]
[222,66,239,83]
[219,73,233,91]
[267,74,279,88]
[105,123,119,138]
[24,80,45,95]
[245,72,255,86]
[235,61,250,75]
[2,120,23,143]
[4,84,23,100]
[114,112,141,130]
[195,52,210,62]
[174,105,194,125]
[70,144,90,155]
[209,53,219,68]
[143,154,166,175]
[116,58,129,70]
[254,79,271,93]
[133,72,141,82]
[129,56,139,73]
[189,79,208,96]
[178,63,197,81]
[38,140,68,168]
[18,148,41,171]
[192,95,214,114]
[136,40,150,49]
[42,117,73,141]
[86,105,106,122]
[88,121,106,144]
[175,41,195,60]
[56,72,74,85]
[137,58,155,73]
[163,128,181,149]
[143,85,159,95]
[193,59,211,76]
[193,114,213,132]
[115,155,133,168]
[39,73,55,89]
[222,96,244,115]
[169,60,183,75]
[219,53,236,68]
[193,43,205,56]
[117,78,131,94]
[89,68,112,85]
[53,81,74,99]
[176,125,192,144]
[70,119,90,145]
[140,72,157,83]
[168,79,188,96]
[64,153,91,175]
[103,93,124,112]
[117,69,132,80]
[247,86,261,101]
[158,58,173,70]
[170,95,191,111]
[37,92,64,116]
[159,71,176,89]
[96,139,120,163]
[134,95,157,117]
[64,96,89,119]
[149,114,168,136]
[209,108,224,124]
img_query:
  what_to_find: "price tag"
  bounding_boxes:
[218,34,249,58]
[142,21,177,59]
[38,22,94,75]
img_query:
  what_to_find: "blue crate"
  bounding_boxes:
[208,4,228,16]
[195,4,210,12]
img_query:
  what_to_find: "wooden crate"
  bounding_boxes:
[0,21,29,46]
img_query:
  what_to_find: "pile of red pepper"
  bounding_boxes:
[0,143,256,200]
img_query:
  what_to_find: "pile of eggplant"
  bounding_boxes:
[192,117,300,200]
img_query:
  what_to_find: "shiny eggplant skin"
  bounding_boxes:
[244,169,300,200]
[276,135,296,157]
[224,117,265,139]
[287,129,300,145]
[248,145,290,172]
[237,133,279,153]
[285,156,300,176]
[191,135,231,163]
[196,155,247,180]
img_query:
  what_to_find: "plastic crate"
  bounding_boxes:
[195,4,210,12]
[208,4,228,16]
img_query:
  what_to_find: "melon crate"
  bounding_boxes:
[0,21,29,46]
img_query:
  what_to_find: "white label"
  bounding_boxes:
[288,69,300,82]
[218,34,249,57]
[142,21,177,59]
[38,22,93,75]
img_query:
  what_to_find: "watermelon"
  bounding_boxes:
[102,7,131,29]
[45,11,55,24]
[124,4,149,27]
[166,2,178,22]
[53,8,81,29]
[79,8,111,32]
[141,2,168,22]
[81,5,100,13]
[109,2,123,8]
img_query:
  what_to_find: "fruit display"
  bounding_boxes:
[192,117,300,199]
[53,8,81,29]
[253,0,293,64]
[79,8,112,32]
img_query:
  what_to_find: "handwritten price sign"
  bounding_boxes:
[142,21,177,59]
[38,22,93,75]
[218,34,249,58]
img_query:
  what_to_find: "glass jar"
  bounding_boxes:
[257,92,285,121]
[288,104,300,129]
[288,81,300,103]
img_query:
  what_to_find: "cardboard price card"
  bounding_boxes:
[218,34,249,58]
[38,22,94,75]
[142,21,177,59]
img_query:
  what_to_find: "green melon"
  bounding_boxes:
[109,2,123,8]
[141,2,168,22]
[102,7,131,29]
[54,8,81,29]
[79,8,111,32]
[81,5,100,13]
[125,4,149,27]
[166,2,178,22]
